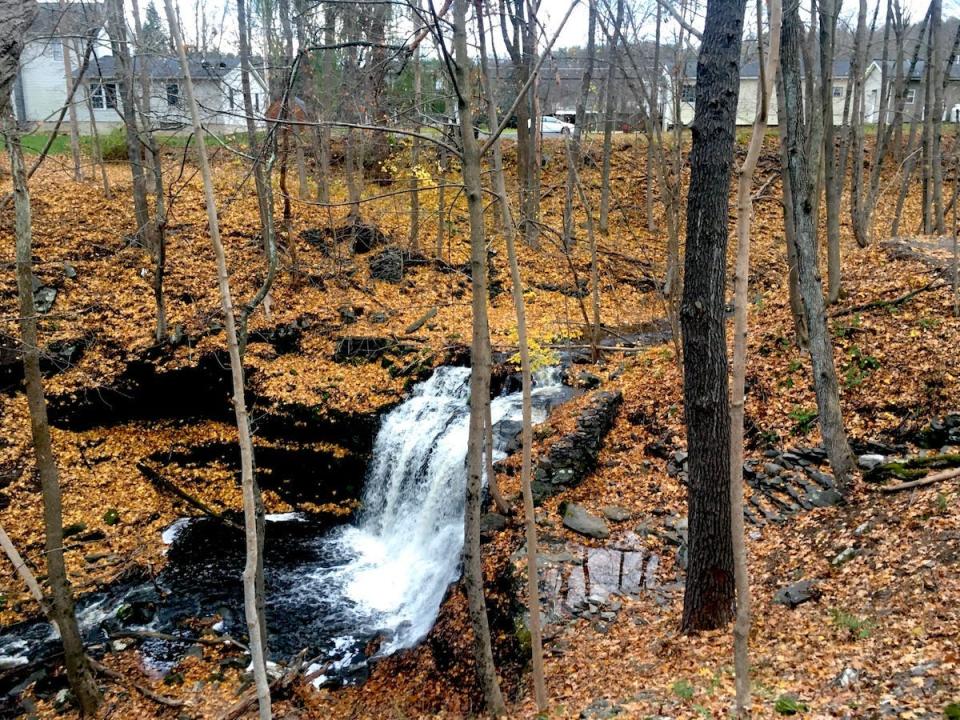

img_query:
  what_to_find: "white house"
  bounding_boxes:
[13,2,111,125]
[13,1,266,133]
[80,54,268,131]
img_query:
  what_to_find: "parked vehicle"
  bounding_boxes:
[540,115,575,136]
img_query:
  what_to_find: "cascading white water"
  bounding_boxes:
[296,365,567,674]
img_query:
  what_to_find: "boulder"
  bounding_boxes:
[33,286,57,314]
[560,503,610,539]
[773,579,821,608]
[480,512,508,539]
[601,505,633,522]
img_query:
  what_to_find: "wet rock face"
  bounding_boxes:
[533,390,624,503]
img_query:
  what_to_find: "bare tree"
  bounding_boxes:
[3,102,102,720]
[59,0,83,181]
[162,1,272,717]
[598,0,623,234]
[452,0,506,711]
[780,0,855,489]
[730,0,780,712]
[562,0,596,248]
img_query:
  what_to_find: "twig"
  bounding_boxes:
[108,629,249,652]
[831,280,947,317]
[89,658,184,708]
[880,467,960,492]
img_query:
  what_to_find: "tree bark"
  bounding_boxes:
[5,114,101,717]
[818,0,841,301]
[453,0,506,712]
[162,1,272,717]
[679,0,746,633]
[780,0,856,490]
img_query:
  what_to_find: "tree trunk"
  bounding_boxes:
[930,0,944,233]
[598,0,623,235]
[409,0,422,251]
[647,1,661,233]
[730,0,780,712]
[5,114,101,717]
[780,0,856,490]
[504,131,547,717]
[162,2,272,717]
[106,0,152,249]
[59,0,82,182]
[81,77,111,197]
[563,0,596,248]
[818,0,841,301]
[679,0,746,633]
[453,0,506,713]
[479,0,514,234]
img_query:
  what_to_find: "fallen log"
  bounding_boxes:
[137,462,242,532]
[832,280,947,317]
[880,467,960,492]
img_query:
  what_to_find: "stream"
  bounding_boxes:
[0,366,572,695]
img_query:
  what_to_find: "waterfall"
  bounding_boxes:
[0,366,569,684]
[292,365,567,674]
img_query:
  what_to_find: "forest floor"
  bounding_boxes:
[0,134,958,718]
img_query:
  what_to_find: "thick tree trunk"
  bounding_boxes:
[679,0,746,633]
[162,2,272,717]
[453,0,506,713]
[780,0,856,490]
[730,0,780,713]
[5,115,102,717]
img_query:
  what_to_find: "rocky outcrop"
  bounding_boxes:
[368,246,429,282]
[533,390,623,503]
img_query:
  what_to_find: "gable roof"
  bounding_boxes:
[26,2,103,40]
[79,54,241,81]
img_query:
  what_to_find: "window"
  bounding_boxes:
[166,82,180,108]
[681,83,696,102]
[905,88,917,104]
[832,85,843,98]
[90,82,117,110]
[50,42,63,61]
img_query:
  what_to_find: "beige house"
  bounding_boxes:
[667,59,883,127]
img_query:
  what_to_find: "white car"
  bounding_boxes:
[539,115,575,136]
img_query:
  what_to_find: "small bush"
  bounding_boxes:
[774,694,808,715]
[83,129,129,163]
[831,608,874,639]
[671,679,695,701]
